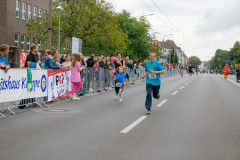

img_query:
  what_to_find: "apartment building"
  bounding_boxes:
[0,0,49,52]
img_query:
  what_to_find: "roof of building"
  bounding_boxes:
[158,40,177,49]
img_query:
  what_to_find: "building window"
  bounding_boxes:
[16,1,20,18]
[33,36,36,44]
[34,7,37,19]
[27,36,30,52]
[39,9,42,18]
[15,33,19,47]
[43,10,46,21]
[21,34,25,51]
[28,5,31,21]
[38,39,41,49]
[22,3,26,20]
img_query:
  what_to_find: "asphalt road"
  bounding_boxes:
[1,73,240,160]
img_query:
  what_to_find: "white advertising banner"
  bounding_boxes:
[0,69,48,103]
[72,37,82,53]
[48,69,72,101]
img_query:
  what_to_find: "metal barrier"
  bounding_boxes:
[80,67,181,92]
[0,67,180,117]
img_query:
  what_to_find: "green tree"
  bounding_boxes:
[27,0,128,56]
[188,56,201,68]
[229,41,240,64]
[214,49,229,70]
[167,47,178,64]
[116,10,153,61]
[150,43,162,61]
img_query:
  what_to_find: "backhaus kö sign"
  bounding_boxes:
[0,69,47,103]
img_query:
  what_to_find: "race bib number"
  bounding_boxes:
[149,74,156,79]
[116,83,123,87]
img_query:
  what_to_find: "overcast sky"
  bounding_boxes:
[105,0,240,61]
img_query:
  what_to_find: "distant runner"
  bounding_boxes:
[196,66,199,76]
[223,64,230,79]
[141,52,165,115]
[188,64,193,77]
[114,66,129,103]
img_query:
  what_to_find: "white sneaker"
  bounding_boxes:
[89,88,94,92]
[119,97,123,103]
[73,97,80,100]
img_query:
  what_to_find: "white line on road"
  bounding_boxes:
[120,116,147,133]
[189,81,191,82]
[172,91,178,95]
[185,83,188,85]
[157,99,168,107]
[180,86,184,89]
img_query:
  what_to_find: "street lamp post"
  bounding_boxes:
[56,6,63,55]
[162,34,172,64]
[47,0,52,50]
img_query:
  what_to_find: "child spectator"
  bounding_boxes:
[62,54,71,69]
[70,54,82,100]
[0,44,10,73]
[60,54,66,64]
[94,57,101,90]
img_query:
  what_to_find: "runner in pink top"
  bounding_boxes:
[70,54,82,100]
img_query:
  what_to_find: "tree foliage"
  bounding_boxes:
[188,56,201,68]
[27,0,128,56]
[229,41,240,64]
[167,47,179,64]
[116,10,153,61]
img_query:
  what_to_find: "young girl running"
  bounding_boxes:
[70,54,82,100]
[114,66,129,103]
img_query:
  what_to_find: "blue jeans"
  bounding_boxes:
[145,83,160,110]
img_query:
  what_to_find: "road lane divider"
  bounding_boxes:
[185,83,188,85]
[172,91,178,95]
[180,86,184,89]
[157,99,168,107]
[120,116,147,133]
[189,81,191,82]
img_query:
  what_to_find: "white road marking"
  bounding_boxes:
[172,91,178,95]
[120,116,147,133]
[189,81,191,82]
[157,99,168,107]
[185,83,188,85]
[180,86,184,89]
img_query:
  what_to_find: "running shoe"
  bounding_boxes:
[97,90,102,92]
[89,88,94,92]
[119,97,123,103]
[72,97,80,100]
[146,109,151,115]
[115,95,118,99]
[81,90,87,94]
[157,94,160,100]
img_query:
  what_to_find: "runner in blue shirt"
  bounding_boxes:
[114,66,129,103]
[141,52,165,114]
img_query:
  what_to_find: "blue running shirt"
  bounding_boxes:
[115,73,127,82]
[145,60,164,86]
